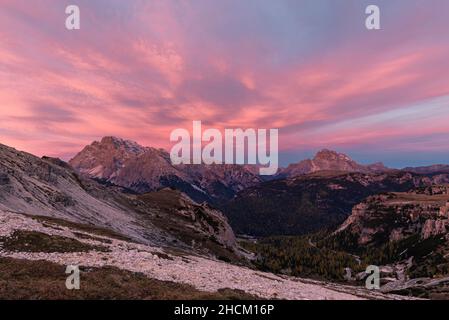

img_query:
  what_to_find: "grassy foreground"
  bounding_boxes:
[0,257,257,300]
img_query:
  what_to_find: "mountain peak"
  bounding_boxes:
[100,135,123,144]
[69,136,151,180]
[314,149,351,162]
[278,149,391,178]
[97,136,147,154]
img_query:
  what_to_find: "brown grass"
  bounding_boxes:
[0,230,109,253]
[25,213,134,242]
[72,232,113,244]
[386,192,449,204]
[0,257,258,300]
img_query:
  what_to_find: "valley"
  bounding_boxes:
[224,171,449,236]
[241,186,449,299]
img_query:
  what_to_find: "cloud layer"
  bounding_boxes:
[1,0,449,166]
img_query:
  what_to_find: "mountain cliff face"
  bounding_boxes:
[332,186,449,297]
[337,186,449,245]
[277,149,390,179]
[69,137,262,204]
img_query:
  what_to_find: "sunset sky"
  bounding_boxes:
[1,0,449,167]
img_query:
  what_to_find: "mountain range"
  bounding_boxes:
[67,137,449,237]
[69,136,262,205]
[0,140,412,300]
[70,137,449,188]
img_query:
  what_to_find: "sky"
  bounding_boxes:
[1,0,449,167]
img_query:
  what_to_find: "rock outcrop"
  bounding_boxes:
[421,219,448,240]
[338,187,449,245]
[334,186,449,298]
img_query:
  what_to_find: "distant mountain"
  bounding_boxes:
[69,136,262,204]
[402,164,449,174]
[277,149,391,179]
[224,171,449,237]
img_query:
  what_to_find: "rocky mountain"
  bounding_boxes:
[69,137,262,204]
[128,188,240,262]
[277,149,390,179]
[224,171,449,237]
[0,142,239,259]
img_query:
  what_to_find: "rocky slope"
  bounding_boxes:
[0,210,413,300]
[69,137,262,204]
[277,149,390,179]
[224,171,449,237]
[0,142,239,259]
[128,188,240,262]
